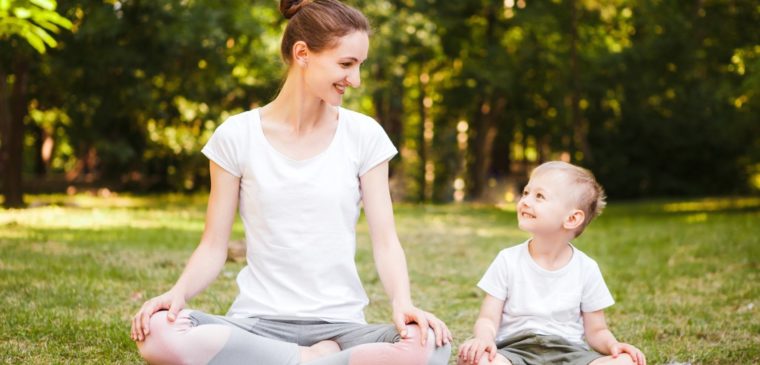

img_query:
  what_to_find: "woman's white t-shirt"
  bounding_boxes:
[477,241,615,347]
[201,107,397,324]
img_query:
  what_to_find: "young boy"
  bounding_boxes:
[458,161,645,365]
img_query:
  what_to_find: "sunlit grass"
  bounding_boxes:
[661,196,760,213]
[1,195,758,364]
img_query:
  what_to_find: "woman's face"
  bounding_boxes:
[302,31,369,106]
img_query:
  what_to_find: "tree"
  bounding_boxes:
[40,0,279,191]
[4,0,757,203]
[0,0,71,208]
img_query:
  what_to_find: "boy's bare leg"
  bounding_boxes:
[589,354,636,365]
[481,353,512,365]
[300,340,342,363]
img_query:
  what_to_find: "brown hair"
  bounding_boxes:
[531,161,607,237]
[279,0,370,64]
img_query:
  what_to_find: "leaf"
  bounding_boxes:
[12,7,32,19]
[33,10,71,29]
[30,18,58,33]
[0,17,27,38]
[29,0,56,11]
[20,27,46,53]
[30,23,56,47]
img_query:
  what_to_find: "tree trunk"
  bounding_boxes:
[1,58,28,208]
[490,123,512,177]
[569,0,592,163]
[469,95,502,200]
[372,67,404,150]
[417,69,428,202]
[371,65,404,181]
[467,5,501,200]
[0,67,11,199]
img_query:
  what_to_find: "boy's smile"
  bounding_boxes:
[519,210,536,219]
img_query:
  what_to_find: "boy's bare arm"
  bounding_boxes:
[582,310,618,353]
[583,310,646,365]
[473,294,504,340]
[458,294,505,364]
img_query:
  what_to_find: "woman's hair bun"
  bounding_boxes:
[280,0,311,19]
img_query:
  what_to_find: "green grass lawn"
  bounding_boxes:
[1,194,758,364]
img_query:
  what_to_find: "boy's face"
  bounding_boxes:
[517,169,580,236]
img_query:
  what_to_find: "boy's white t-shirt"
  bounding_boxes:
[478,240,615,347]
[201,107,397,324]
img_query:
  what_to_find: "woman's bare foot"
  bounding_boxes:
[300,340,341,363]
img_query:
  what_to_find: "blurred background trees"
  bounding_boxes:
[1,0,72,207]
[1,0,758,208]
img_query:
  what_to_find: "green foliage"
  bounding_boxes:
[4,0,759,200]
[585,0,760,197]
[0,195,758,363]
[32,1,283,190]
[0,0,71,53]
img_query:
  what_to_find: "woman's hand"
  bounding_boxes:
[130,289,186,342]
[392,303,452,347]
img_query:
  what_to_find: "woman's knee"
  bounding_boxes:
[346,325,451,365]
[136,310,194,364]
[429,340,452,365]
[400,325,451,365]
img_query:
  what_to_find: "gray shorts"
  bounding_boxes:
[496,332,603,365]
[190,311,401,348]
[189,310,404,365]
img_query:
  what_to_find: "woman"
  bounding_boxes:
[130,1,452,364]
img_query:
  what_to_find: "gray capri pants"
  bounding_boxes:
[190,310,451,365]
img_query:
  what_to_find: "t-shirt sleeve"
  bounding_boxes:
[581,262,615,312]
[358,119,398,177]
[201,118,242,177]
[477,251,509,300]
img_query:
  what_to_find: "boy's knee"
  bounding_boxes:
[491,354,512,365]
[613,354,636,365]
[590,354,635,365]
[456,354,510,365]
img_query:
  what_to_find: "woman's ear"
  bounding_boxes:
[292,41,309,67]
[563,209,585,231]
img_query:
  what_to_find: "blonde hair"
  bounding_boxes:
[531,161,607,237]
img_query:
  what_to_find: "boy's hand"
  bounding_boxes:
[611,342,646,365]
[458,337,497,365]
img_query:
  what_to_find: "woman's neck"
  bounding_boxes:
[264,74,335,134]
